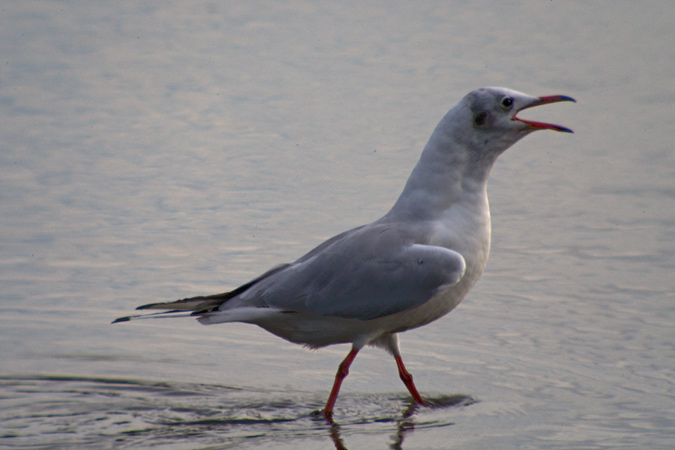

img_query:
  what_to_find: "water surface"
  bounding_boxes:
[1,1,674,448]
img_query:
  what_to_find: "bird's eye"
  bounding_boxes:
[473,111,489,127]
[500,97,514,110]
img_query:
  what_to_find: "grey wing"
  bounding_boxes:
[235,231,466,320]
[306,243,466,319]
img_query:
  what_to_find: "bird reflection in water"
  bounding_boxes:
[319,394,476,450]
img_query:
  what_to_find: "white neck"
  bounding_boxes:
[382,107,497,224]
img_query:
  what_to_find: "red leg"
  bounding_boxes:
[395,354,426,405]
[324,348,359,420]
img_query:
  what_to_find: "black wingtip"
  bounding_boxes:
[136,303,158,310]
[111,316,131,324]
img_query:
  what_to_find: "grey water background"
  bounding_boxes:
[1,1,674,449]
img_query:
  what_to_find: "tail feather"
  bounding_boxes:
[112,263,291,325]
[112,293,233,324]
[111,310,194,323]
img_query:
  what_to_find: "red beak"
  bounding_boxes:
[514,95,575,133]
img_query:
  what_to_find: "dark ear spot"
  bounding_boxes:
[473,111,489,127]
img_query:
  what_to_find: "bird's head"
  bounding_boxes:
[459,87,575,156]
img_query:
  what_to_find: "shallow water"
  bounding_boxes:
[1,375,473,449]
[1,1,674,449]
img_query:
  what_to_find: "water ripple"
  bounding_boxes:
[0,375,474,449]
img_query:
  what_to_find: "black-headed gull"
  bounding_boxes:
[114,87,574,421]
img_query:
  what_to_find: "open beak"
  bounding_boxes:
[515,95,575,133]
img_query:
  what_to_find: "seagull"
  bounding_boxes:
[113,87,574,421]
